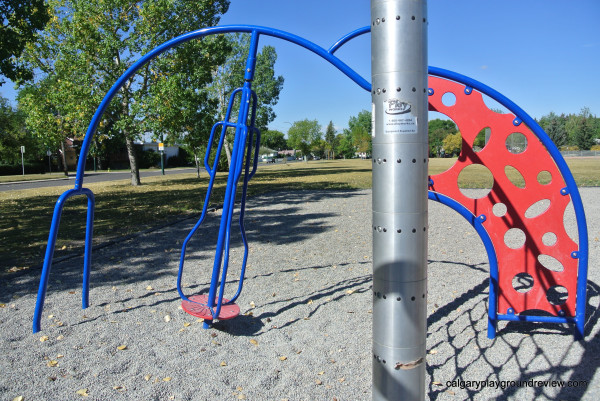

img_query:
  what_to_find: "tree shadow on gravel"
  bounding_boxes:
[426,275,600,401]
[0,190,368,317]
[216,271,372,337]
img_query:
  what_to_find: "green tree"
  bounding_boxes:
[428,119,457,157]
[335,132,354,159]
[18,73,92,175]
[538,112,568,148]
[442,132,462,156]
[324,120,336,159]
[349,124,370,156]
[565,108,596,150]
[287,119,321,161]
[19,0,230,185]
[347,110,372,155]
[209,33,284,167]
[0,95,44,164]
[0,0,50,85]
[261,129,287,150]
[311,138,327,159]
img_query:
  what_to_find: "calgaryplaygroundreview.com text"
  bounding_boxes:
[445,379,589,390]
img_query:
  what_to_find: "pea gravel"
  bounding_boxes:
[1,187,599,401]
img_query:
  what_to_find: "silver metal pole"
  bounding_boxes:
[21,146,25,175]
[371,1,428,400]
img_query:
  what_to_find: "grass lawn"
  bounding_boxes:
[0,172,70,183]
[1,157,598,274]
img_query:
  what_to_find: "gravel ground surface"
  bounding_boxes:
[1,188,598,401]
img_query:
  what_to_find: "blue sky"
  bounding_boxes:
[219,0,600,134]
[2,0,599,136]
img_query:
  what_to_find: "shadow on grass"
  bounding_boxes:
[0,163,371,275]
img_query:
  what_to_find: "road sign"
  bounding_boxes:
[158,142,164,151]
[21,146,25,154]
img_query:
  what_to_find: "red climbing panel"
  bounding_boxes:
[427,76,578,317]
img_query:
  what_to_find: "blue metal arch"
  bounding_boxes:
[73,24,372,189]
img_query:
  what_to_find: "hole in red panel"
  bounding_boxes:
[563,201,578,243]
[546,286,568,306]
[441,92,456,107]
[537,254,564,272]
[505,165,526,188]
[482,96,510,114]
[473,127,490,152]
[492,202,507,217]
[428,113,459,159]
[504,228,526,249]
[457,164,494,199]
[537,170,552,185]
[512,272,534,293]
[542,232,557,246]
[506,132,528,154]
[524,199,551,218]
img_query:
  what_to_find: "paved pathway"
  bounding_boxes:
[0,168,200,192]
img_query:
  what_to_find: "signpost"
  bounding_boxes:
[21,146,25,175]
[47,150,52,173]
[158,142,165,175]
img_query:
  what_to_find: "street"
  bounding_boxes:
[0,168,200,192]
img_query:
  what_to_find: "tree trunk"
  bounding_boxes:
[125,136,141,186]
[60,141,68,176]
[120,83,140,186]
[224,136,232,169]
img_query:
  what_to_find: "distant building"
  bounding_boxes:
[63,138,78,168]
[277,149,296,157]
[142,143,179,159]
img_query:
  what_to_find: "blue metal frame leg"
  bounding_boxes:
[33,188,95,333]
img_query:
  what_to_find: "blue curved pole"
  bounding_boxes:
[33,188,95,333]
[176,90,242,303]
[73,25,371,190]
[328,26,371,54]
[81,191,95,309]
[209,31,262,321]
[427,190,499,339]
[177,31,262,325]
[230,94,261,304]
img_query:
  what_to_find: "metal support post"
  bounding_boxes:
[371,1,428,400]
[21,146,25,175]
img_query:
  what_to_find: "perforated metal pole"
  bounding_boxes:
[371,0,428,400]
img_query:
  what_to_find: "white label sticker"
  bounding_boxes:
[383,99,418,134]
[371,102,376,137]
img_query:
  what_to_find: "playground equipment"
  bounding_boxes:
[32,1,588,400]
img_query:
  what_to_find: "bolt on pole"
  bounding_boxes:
[371,0,428,400]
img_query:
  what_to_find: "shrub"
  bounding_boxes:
[135,148,161,169]
[0,161,46,175]
[166,148,191,167]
